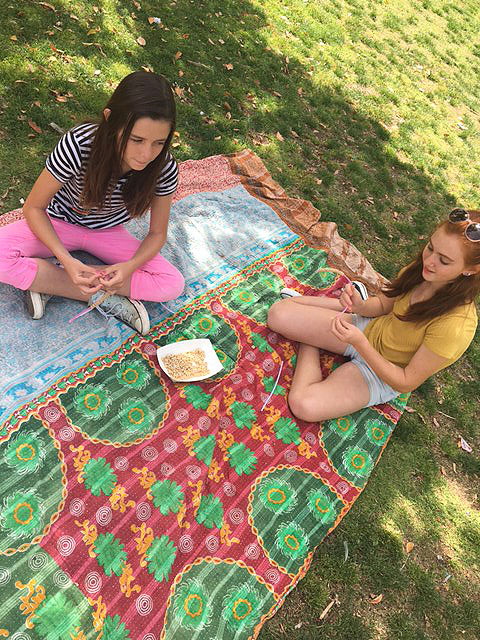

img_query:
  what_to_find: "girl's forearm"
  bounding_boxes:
[354,295,387,317]
[23,206,73,264]
[355,336,409,392]
[127,231,166,270]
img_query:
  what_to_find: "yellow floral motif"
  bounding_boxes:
[207,397,219,419]
[250,423,270,442]
[233,598,252,620]
[265,406,281,430]
[220,522,240,547]
[188,480,203,517]
[208,458,224,483]
[16,443,35,461]
[69,444,91,480]
[132,466,157,491]
[70,629,87,640]
[177,502,190,529]
[130,522,154,567]
[178,425,201,456]
[280,341,295,361]
[74,519,98,557]
[87,595,106,633]
[119,562,141,597]
[217,430,235,457]
[0,630,9,637]
[14,501,33,525]
[238,320,252,340]
[15,578,46,628]
[184,593,203,618]
[254,365,265,381]
[109,485,135,513]
[84,393,101,411]
[271,351,282,365]
[122,368,139,385]
[297,439,317,459]
[223,385,236,414]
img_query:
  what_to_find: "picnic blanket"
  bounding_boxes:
[0,151,407,640]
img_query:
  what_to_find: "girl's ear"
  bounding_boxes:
[103,108,111,120]
[463,265,480,276]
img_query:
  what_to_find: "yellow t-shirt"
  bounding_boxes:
[364,292,478,371]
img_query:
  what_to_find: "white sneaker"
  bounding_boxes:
[25,290,52,319]
[90,292,150,335]
[280,288,302,299]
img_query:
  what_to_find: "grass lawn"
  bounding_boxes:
[1,1,479,638]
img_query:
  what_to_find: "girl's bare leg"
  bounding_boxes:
[268,298,370,422]
[288,345,370,422]
[267,298,352,352]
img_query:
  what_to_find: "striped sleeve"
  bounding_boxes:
[45,129,83,184]
[154,154,178,196]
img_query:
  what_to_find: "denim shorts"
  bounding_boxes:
[343,314,400,407]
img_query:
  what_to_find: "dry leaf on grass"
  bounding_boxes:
[28,120,42,134]
[223,63,233,70]
[275,131,284,141]
[175,51,182,60]
[136,36,146,46]
[10,35,18,41]
[405,541,415,553]
[370,593,384,605]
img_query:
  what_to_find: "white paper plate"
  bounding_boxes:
[156,338,223,382]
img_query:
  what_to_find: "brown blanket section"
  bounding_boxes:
[228,149,388,291]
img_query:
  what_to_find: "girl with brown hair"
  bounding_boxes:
[267,210,480,421]
[0,71,184,335]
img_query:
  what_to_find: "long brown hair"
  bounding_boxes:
[383,210,480,323]
[81,71,176,218]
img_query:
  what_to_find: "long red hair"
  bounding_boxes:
[383,210,480,322]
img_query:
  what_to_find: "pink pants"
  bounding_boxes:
[0,217,184,302]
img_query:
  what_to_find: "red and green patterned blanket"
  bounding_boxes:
[0,152,407,640]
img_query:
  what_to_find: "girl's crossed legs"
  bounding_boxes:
[0,217,184,302]
[267,297,370,422]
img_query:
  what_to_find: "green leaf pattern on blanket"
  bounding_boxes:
[231,401,257,429]
[193,434,216,466]
[35,592,82,640]
[273,417,301,444]
[195,493,224,529]
[102,614,131,640]
[263,376,286,396]
[184,384,212,409]
[227,442,257,475]
[151,479,184,515]
[94,533,127,576]
[83,458,117,496]
[251,332,273,353]
[146,535,177,582]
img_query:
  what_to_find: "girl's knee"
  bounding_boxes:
[287,390,319,423]
[267,300,289,332]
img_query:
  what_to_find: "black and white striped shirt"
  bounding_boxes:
[45,123,178,229]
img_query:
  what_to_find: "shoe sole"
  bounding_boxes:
[128,299,151,335]
[280,288,302,298]
[25,291,44,319]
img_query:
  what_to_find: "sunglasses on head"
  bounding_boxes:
[449,209,480,242]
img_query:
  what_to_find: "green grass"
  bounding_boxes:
[1,1,479,638]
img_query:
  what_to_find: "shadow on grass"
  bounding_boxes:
[0,2,478,639]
